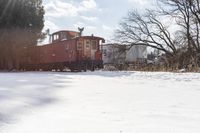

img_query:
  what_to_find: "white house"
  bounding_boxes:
[125,45,147,63]
[101,44,147,65]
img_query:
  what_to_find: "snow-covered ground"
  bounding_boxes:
[0,71,200,133]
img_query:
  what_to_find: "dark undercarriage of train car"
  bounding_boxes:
[22,29,105,72]
[25,60,103,72]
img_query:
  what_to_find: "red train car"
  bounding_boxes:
[25,30,105,71]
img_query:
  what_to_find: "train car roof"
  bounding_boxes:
[51,30,105,42]
[37,36,105,46]
[77,36,105,43]
[52,30,79,35]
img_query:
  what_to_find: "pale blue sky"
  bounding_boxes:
[43,0,153,42]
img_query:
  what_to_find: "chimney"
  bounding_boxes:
[78,27,84,37]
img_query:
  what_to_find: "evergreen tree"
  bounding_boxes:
[0,0,44,70]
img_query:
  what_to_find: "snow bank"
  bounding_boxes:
[0,71,200,133]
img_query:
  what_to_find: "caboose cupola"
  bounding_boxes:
[51,30,79,43]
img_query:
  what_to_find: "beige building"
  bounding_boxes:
[101,44,147,65]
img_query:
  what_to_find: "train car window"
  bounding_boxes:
[77,42,82,50]
[91,40,97,50]
[61,32,67,40]
[53,34,59,41]
[86,40,90,49]
[65,44,69,50]
[103,49,107,56]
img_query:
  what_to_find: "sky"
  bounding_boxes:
[42,0,154,43]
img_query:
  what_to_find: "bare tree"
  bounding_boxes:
[158,0,200,52]
[156,0,200,69]
[116,0,200,70]
[116,10,177,57]
[189,0,200,51]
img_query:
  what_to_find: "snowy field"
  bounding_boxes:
[0,71,200,133]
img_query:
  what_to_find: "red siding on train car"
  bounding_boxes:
[76,37,103,61]
[95,51,102,60]
[24,30,105,71]
[76,38,84,61]
[38,44,53,64]
[53,39,77,62]
[38,39,77,64]
[27,46,41,65]
[32,36,104,65]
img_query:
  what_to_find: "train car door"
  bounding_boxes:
[84,39,91,59]
[91,40,97,60]
[77,39,84,60]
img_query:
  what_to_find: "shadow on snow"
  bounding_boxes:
[0,72,72,125]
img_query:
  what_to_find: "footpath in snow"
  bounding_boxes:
[0,71,200,133]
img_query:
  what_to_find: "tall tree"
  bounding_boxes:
[0,0,44,70]
[116,10,177,56]
[158,0,200,68]
[116,0,200,69]
[158,0,200,52]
